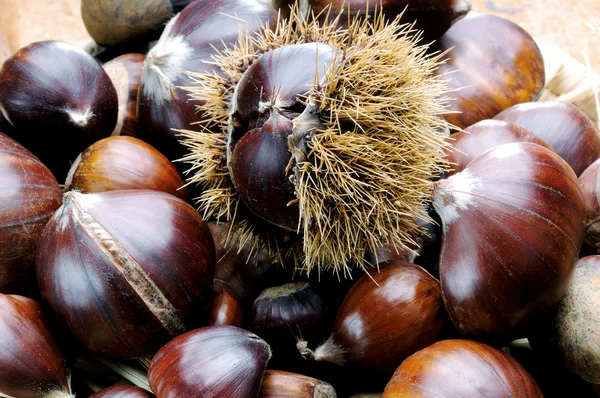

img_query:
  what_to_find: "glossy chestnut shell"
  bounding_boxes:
[36,190,215,359]
[208,279,243,327]
[0,132,62,293]
[383,339,543,397]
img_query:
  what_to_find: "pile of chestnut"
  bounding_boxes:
[1,0,600,397]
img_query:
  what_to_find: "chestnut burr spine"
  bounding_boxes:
[64,192,185,337]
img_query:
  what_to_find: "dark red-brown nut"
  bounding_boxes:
[137,0,277,162]
[445,119,552,175]
[383,339,542,397]
[208,279,243,327]
[298,260,445,376]
[0,40,118,180]
[494,100,600,176]
[148,326,271,398]
[260,370,336,398]
[579,159,600,249]
[0,294,73,398]
[433,142,585,339]
[434,13,545,129]
[103,53,145,137]
[64,136,188,200]
[0,132,62,294]
[35,190,215,359]
[90,385,155,398]
[82,0,196,47]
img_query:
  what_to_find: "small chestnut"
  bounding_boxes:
[260,370,336,398]
[208,279,243,327]
[0,294,73,398]
[64,136,188,200]
[36,190,215,359]
[0,132,63,294]
[148,326,271,398]
[90,385,155,398]
[433,142,585,339]
[382,339,542,397]
[103,53,145,137]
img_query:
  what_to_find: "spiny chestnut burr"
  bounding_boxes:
[90,385,155,397]
[64,136,188,200]
[579,159,600,249]
[184,9,451,273]
[0,41,118,180]
[494,100,600,176]
[0,132,62,294]
[260,370,336,398]
[298,260,445,376]
[445,119,552,175]
[148,326,271,398]
[35,190,215,359]
[208,279,243,327]
[433,142,585,339]
[103,53,145,137]
[382,339,543,397]
[0,294,73,398]
[137,0,277,162]
[434,13,545,129]
[81,0,195,47]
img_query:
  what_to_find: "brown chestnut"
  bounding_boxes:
[579,159,600,249]
[82,0,196,47]
[382,339,542,397]
[0,294,73,398]
[0,132,63,293]
[435,13,545,129]
[35,190,215,359]
[64,136,188,200]
[137,0,277,161]
[148,325,271,398]
[494,100,600,176]
[0,40,118,180]
[260,370,336,398]
[208,279,243,327]
[445,119,552,175]
[299,260,445,376]
[90,385,155,398]
[433,142,585,339]
[103,53,145,137]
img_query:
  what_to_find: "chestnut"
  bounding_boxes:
[81,0,195,47]
[137,0,277,162]
[208,279,243,327]
[445,119,552,175]
[494,100,600,176]
[35,190,215,359]
[64,136,188,200]
[579,159,600,249]
[0,132,63,293]
[382,339,542,397]
[299,260,445,376]
[0,40,118,180]
[0,294,73,398]
[433,142,585,339]
[103,53,145,137]
[148,326,271,398]
[434,13,545,129]
[90,385,155,398]
[260,370,336,398]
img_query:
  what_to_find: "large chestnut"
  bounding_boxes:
[435,13,545,129]
[0,132,63,293]
[0,294,73,398]
[382,339,542,397]
[137,0,277,161]
[148,325,271,398]
[299,260,445,376]
[35,190,215,359]
[64,136,188,200]
[494,100,600,176]
[0,41,118,180]
[433,142,585,339]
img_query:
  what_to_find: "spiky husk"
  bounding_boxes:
[179,5,452,276]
